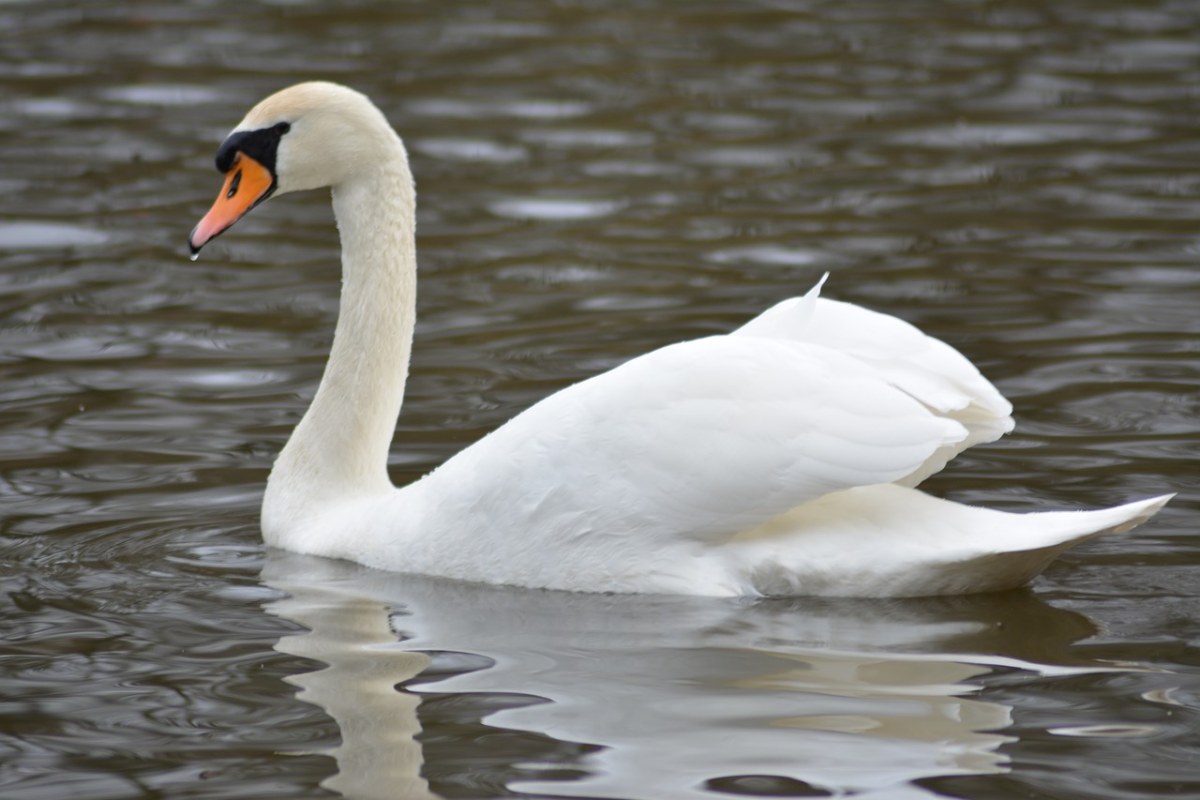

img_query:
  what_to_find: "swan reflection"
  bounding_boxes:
[263,551,1112,799]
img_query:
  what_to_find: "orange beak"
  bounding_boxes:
[188,153,276,255]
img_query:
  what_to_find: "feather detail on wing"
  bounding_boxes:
[735,275,1014,485]
[421,333,968,548]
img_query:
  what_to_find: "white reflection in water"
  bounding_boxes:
[488,197,627,221]
[270,581,436,800]
[0,221,109,249]
[263,552,1116,800]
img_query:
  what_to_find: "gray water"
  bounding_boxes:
[2,1,1198,798]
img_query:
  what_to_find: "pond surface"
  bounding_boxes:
[2,1,1198,798]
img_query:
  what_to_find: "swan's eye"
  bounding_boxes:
[226,168,243,199]
[215,124,289,174]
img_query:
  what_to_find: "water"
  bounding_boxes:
[2,1,1198,798]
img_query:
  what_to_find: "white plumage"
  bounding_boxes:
[190,82,1171,597]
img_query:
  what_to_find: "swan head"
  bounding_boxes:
[189,81,400,255]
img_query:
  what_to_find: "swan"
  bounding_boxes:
[188,82,1171,597]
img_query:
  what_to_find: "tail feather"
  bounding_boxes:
[917,493,1174,596]
[737,486,1174,598]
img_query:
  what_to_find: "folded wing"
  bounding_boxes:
[424,324,969,547]
[735,277,1014,485]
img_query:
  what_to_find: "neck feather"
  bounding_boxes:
[265,146,416,526]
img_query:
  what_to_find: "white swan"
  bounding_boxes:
[189,82,1171,597]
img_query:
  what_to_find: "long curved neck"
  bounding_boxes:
[266,144,416,518]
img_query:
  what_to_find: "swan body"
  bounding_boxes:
[190,82,1171,597]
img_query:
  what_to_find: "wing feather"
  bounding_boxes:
[735,278,1014,485]
[421,334,967,546]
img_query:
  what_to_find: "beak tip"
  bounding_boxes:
[188,224,208,257]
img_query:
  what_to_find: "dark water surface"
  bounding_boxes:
[2,1,1199,798]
